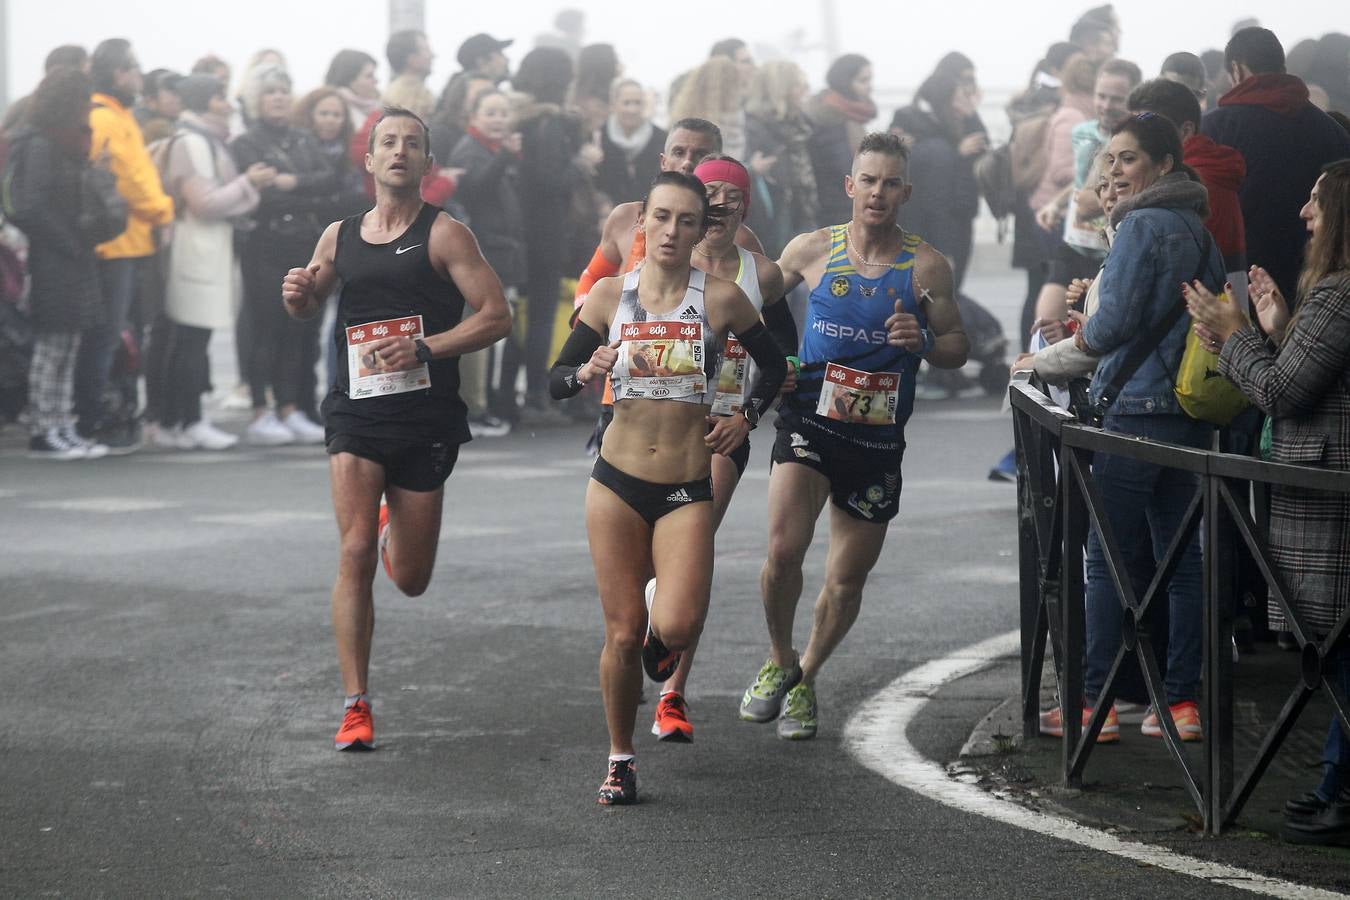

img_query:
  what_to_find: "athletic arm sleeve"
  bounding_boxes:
[735,321,787,415]
[762,298,799,355]
[549,320,606,399]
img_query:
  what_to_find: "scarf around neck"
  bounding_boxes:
[822,90,878,124]
[1109,171,1210,229]
[605,115,654,161]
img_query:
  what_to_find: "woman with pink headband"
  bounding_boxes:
[641,156,799,745]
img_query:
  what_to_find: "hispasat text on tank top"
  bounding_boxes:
[606,268,724,406]
[788,228,927,438]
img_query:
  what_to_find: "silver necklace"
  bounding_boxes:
[845,223,901,267]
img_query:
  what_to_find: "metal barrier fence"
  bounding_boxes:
[1010,376,1350,835]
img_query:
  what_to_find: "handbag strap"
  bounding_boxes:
[1095,216,1213,412]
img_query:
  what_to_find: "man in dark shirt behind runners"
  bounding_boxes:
[282,107,512,751]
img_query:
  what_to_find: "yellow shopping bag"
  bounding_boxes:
[1175,291,1249,425]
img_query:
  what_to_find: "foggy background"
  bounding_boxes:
[1,0,1338,132]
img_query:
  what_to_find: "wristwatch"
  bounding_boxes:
[413,338,433,364]
[741,405,760,429]
[919,328,935,358]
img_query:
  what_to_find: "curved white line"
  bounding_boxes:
[843,630,1346,900]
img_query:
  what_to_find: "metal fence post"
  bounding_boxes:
[1204,472,1234,834]
[1062,447,1088,788]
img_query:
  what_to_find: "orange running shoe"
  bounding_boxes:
[378,503,392,581]
[335,697,374,751]
[651,691,693,742]
[1141,700,1203,741]
[1038,704,1119,743]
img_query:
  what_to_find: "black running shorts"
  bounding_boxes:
[326,432,459,492]
[771,411,904,524]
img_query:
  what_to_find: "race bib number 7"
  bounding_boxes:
[612,320,706,401]
[346,315,430,399]
[816,362,899,425]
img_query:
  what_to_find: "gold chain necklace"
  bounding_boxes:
[845,223,901,267]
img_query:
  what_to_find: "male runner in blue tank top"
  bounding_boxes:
[738,132,970,739]
[281,108,512,751]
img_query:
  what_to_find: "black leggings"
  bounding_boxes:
[156,321,213,428]
[241,242,321,415]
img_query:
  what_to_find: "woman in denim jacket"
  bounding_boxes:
[1059,113,1224,742]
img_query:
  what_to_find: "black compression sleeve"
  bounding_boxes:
[762,297,799,355]
[736,321,787,415]
[549,321,605,399]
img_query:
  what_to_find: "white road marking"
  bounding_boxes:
[844,630,1346,900]
[28,498,180,513]
[137,452,262,464]
[438,525,517,541]
[193,511,330,526]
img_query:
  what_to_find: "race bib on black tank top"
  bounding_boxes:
[322,204,470,443]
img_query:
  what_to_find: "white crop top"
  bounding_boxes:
[606,268,723,405]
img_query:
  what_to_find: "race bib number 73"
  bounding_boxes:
[816,362,899,425]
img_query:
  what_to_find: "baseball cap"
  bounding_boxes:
[457,33,513,70]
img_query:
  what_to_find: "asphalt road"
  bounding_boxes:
[0,396,1264,898]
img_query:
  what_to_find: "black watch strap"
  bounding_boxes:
[413,338,433,364]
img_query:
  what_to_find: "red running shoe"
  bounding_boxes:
[651,691,693,742]
[335,698,375,751]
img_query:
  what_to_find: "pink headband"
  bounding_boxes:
[693,158,751,216]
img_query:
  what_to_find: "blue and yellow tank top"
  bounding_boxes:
[787,226,927,443]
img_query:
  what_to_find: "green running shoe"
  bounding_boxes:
[739,657,803,722]
[777,682,818,740]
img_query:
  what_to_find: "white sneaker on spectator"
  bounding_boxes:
[281,410,326,444]
[182,420,239,450]
[219,384,252,411]
[60,425,108,459]
[247,412,295,446]
[151,424,187,450]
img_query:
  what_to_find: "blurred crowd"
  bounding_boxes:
[0,6,1346,460]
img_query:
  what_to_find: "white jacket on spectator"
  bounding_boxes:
[161,112,259,330]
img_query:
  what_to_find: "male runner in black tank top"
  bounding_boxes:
[282,108,512,751]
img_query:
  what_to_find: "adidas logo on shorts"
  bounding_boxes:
[678,305,700,320]
[666,488,694,503]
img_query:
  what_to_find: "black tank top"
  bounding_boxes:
[321,203,469,443]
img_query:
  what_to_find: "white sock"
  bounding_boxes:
[344,693,369,709]
[608,753,635,763]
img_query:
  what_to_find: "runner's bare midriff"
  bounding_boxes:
[601,400,712,484]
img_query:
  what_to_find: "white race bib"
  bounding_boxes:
[345,315,430,400]
[710,336,747,415]
[815,362,899,425]
[611,320,706,401]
